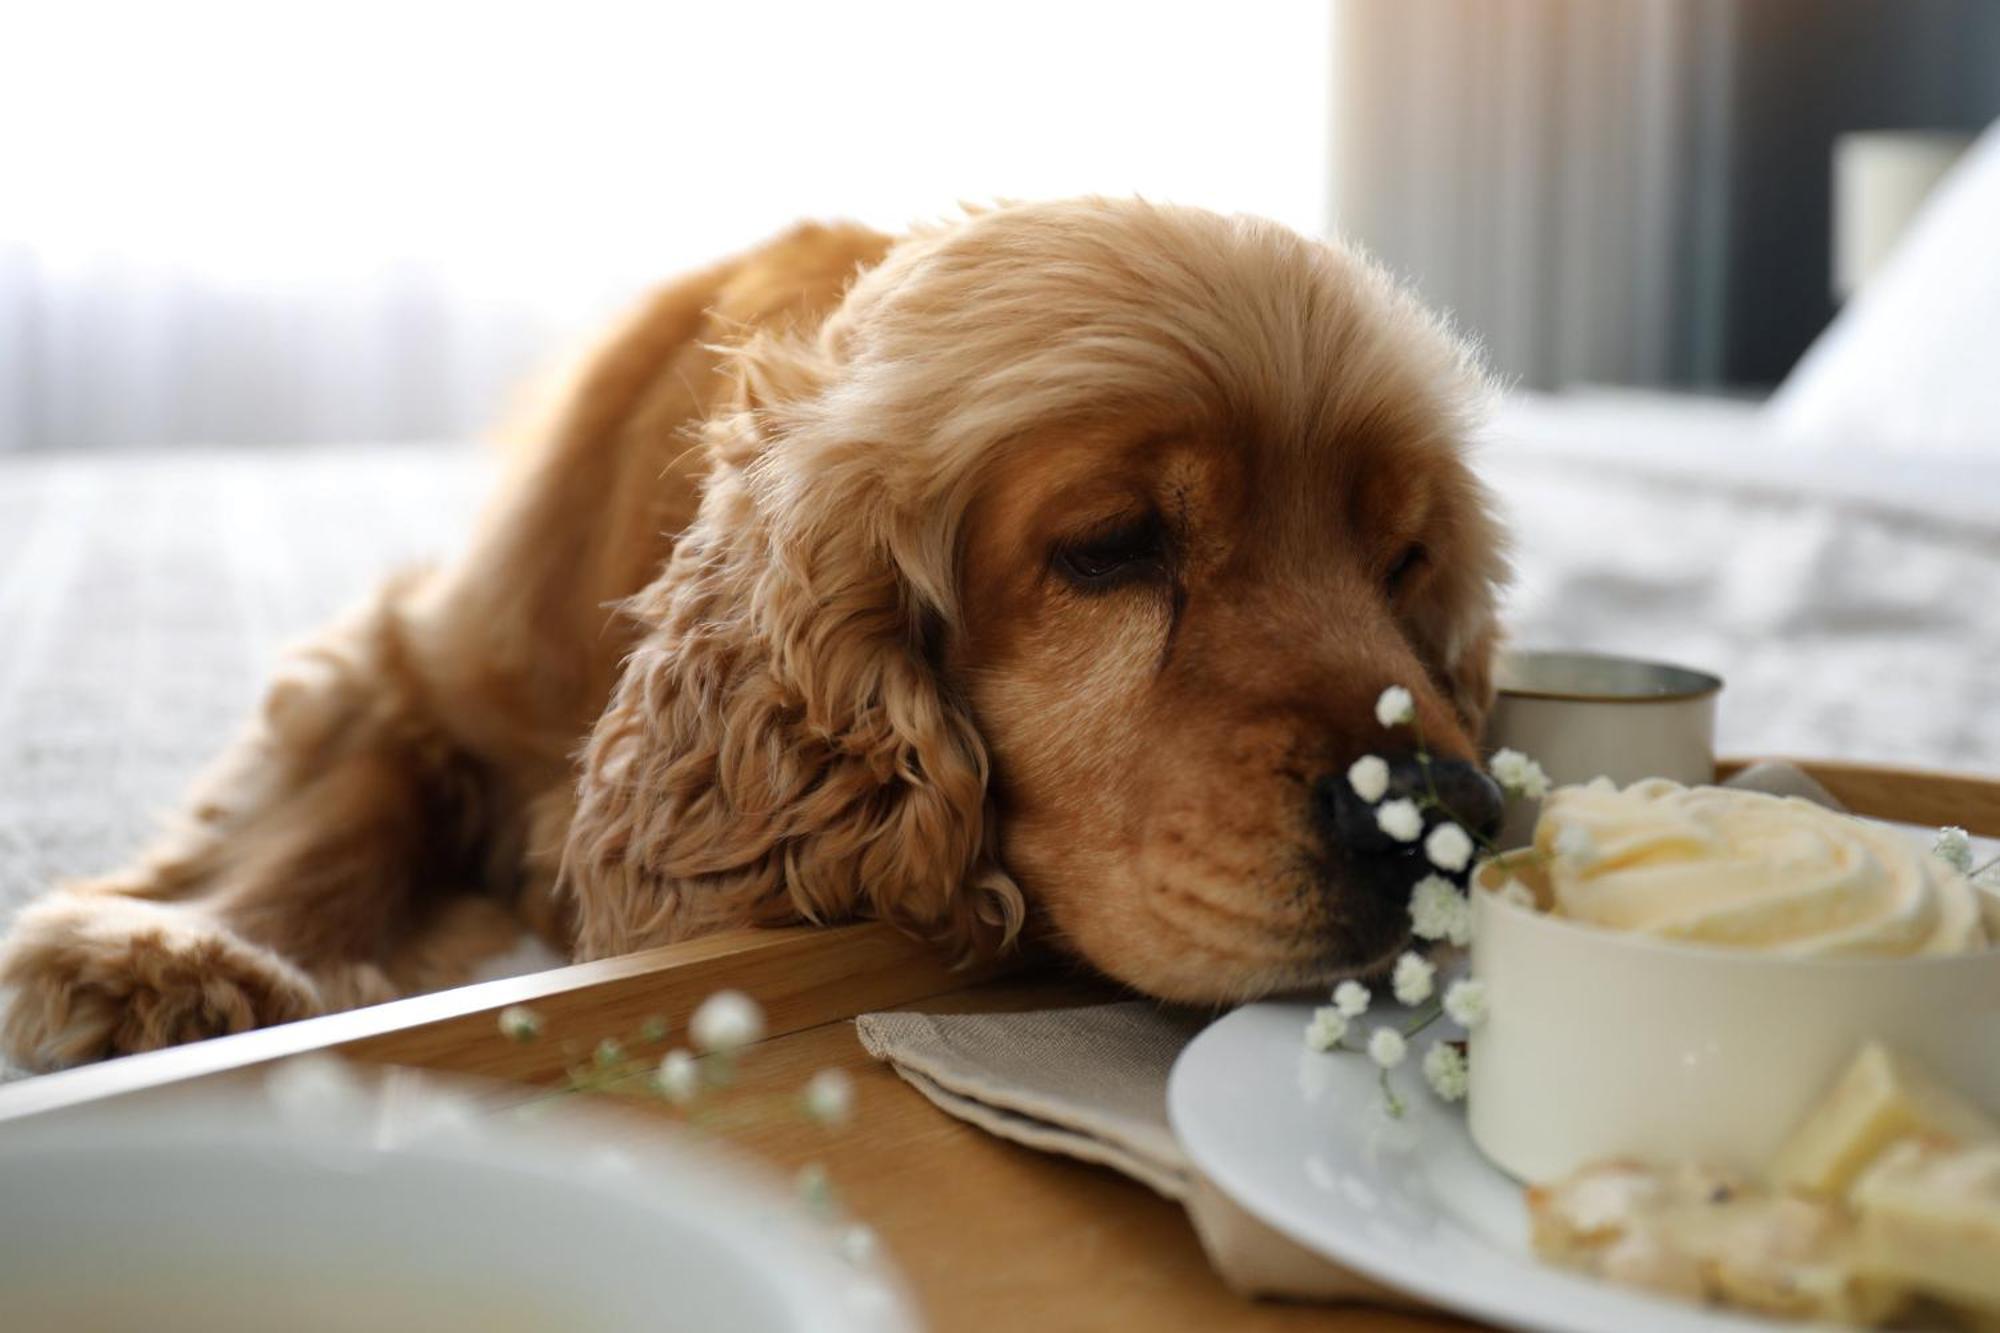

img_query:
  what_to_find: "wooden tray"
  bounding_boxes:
[3,758,1995,1332]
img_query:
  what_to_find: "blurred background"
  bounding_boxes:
[3,0,1999,926]
[2,2,1333,453]
[5,0,1998,454]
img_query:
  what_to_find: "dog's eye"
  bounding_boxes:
[1054,515,1165,588]
[1385,543,1428,592]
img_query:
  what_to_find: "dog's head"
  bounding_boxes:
[564,199,1508,1001]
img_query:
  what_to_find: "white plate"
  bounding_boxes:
[1168,1002,1801,1333]
[0,1060,918,1333]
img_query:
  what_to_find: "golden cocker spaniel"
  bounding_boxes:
[0,199,1508,1068]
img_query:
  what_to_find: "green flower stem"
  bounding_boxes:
[1399,999,1445,1039]
[1377,1066,1405,1118]
[506,1048,827,1132]
[1332,995,1445,1061]
[1409,713,1446,813]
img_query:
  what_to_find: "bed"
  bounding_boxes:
[1488,389,2000,776]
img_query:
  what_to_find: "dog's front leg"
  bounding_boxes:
[0,581,501,1069]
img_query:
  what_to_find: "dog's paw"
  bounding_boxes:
[0,894,322,1069]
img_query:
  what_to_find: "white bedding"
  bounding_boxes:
[1484,390,2000,776]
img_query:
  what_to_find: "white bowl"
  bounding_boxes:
[0,1062,918,1333]
[1467,861,2000,1184]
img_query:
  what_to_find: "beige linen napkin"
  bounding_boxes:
[855,762,1846,1304]
[854,1002,1410,1303]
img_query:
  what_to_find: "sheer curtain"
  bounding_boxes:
[1329,0,1738,391]
[1327,0,2000,392]
[0,1,1334,452]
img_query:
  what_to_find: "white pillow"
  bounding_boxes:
[1767,119,2000,456]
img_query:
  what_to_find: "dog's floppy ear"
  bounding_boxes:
[1446,614,1502,743]
[560,335,1022,962]
[1409,471,1508,746]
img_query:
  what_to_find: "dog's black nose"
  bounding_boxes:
[1314,754,1504,868]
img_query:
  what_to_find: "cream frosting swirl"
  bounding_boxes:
[1533,779,1992,956]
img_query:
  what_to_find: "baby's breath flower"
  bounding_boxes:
[1488,748,1551,801]
[1391,951,1436,1006]
[657,1049,700,1104]
[1448,896,1474,946]
[1423,1040,1469,1102]
[1332,979,1372,1018]
[1304,1006,1349,1051]
[803,1069,856,1126]
[839,1225,878,1266]
[1375,685,1416,728]
[1409,874,1461,941]
[1495,877,1537,910]
[594,1037,625,1068]
[638,1015,669,1043]
[1553,825,1598,866]
[1376,798,1423,843]
[1934,826,1975,875]
[1444,978,1489,1029]
[1424,821,1474,873]
[1367,1026,1408,1068]
[691,990,765,1053]
[1347,754,1391,804]
[497,1004,543,1043]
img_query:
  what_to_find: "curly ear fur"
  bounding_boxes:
[559,331,1024,962]
[1410,440,1510,746]
[1444,612,1504,743]
[1432,502,1509,745]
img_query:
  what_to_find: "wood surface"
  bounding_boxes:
[3,758,1990,1330]
[601,974,1474,1333]
[1715,757,2000,836]
[0,922,1001,1123]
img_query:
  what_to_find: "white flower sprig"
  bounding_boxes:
[1443,978,1488,1029]
[1305,1006,1349,1051]
[1934,825,2000,889]
[1488,748,1551,802]
[1392,951,1436,1005]
[1410,874,1473,947]
[1374,685,1416,728]
[691,990,766,1053]
[1422,1041,1469,1101]
[1376,798,1424,842]
[1367,1026,1407,1068]
[1423,822,1474,873]
[493,990,874,1265]
[803,1069,857,1127]
[1305,964,1481,1116]
[1553,825,1597,867]
[1936,826,1974,873]
[657,1049,701,1103]
[497,1004,543,1043]
[1348,754,1391,804]
[1300,683,1559,1117]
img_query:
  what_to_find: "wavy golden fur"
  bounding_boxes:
[0,200,1506,1067]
